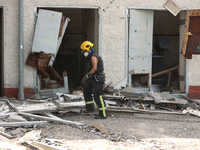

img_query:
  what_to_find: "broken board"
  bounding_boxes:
[148,92,188,105]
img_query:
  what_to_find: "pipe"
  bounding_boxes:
[18,0,24,100]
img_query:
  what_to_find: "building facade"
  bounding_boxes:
[0,0,200,99]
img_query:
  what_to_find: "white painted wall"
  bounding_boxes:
[0,1,19,88]
[188,55,200,85]
[1,0,200,89]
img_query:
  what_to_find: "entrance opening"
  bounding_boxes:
[152,11,179,91]
[128,9,181,92]
[37,7,99,91]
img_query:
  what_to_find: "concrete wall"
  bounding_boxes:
[189,55,200,85]
[1,0,200,98]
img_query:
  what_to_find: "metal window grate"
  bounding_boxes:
[152,55,165,81]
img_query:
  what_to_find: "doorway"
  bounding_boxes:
[152,10,180,91]
[128,9,184,93]
[35,7,100,91]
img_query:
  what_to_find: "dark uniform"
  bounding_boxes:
[83,51,107,118]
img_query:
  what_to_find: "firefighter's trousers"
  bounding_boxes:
[83,78,107,117]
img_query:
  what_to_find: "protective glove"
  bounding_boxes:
[81,72,92,85]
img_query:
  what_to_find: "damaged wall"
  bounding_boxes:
[1,0,200,98]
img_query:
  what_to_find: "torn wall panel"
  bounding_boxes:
[32,9,62,54]
[26,9,70,70]
[25,9,70,94]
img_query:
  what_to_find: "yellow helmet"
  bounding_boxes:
[80,41,94,53]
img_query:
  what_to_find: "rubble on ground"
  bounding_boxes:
[0,85,200,149]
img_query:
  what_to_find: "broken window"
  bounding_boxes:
[181,10,200,59]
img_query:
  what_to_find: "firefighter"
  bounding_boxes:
[80,41,107,119]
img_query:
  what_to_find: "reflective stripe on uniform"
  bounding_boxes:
[85,101,94,105]
[99,95,106,117]
[99,107,106,110]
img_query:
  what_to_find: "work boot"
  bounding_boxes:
[83,104,95,113]
[94,109,107,119]
[94,115,107,119]
[84,104,95,113]
[83,109,95,113]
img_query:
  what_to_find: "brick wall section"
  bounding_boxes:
[4,86,200,100]
[4,88,35,99]
[188,86,200,99]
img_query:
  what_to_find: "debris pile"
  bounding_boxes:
[0,85,200,149]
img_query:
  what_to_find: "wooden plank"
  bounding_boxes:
[140,75,148,84]
[187,10,200,16]
[0,121,48,127]
[48,67,63,85]
[152,66,179,78]
[59,15,65,37]
[19,112,84,126]
[91,124,108,133]
[181,10,190,55]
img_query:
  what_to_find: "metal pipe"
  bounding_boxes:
[125,9,129,82]
[18,0,24,100]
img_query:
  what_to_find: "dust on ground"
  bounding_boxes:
[38,112,200,150]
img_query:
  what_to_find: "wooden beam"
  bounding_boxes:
[19,112,84,126]
[181,10,190,56]
[152,66,179,78]
[0,121,48,127]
